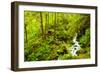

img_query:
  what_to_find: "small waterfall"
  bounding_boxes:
[70,34,81,56]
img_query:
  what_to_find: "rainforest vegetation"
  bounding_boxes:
[24,11,90,61]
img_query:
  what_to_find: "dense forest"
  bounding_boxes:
[24,11,90,61]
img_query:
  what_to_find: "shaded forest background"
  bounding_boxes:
[24,11,90,61]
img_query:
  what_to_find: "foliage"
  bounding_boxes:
[24,11,90,61]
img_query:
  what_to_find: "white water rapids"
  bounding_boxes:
[70,34,81,56]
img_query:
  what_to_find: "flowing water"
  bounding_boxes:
[70,34,81,56]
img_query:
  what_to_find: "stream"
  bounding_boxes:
[70,34,81,56]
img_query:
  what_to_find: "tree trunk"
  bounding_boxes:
[45,13,48,39]
[54,12,57,39]
[24,23,27,43]
[40,12,44,38]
